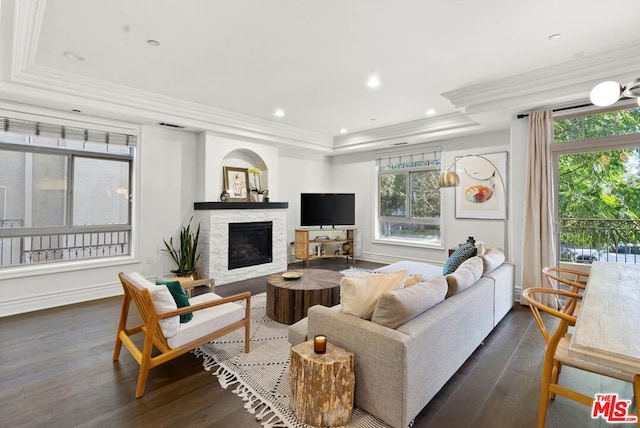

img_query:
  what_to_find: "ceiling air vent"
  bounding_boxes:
[157,122,185,129]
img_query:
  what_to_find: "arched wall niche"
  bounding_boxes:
[222,148,269,196]
[197,132,279,202]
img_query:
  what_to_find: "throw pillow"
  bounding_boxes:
[445,256,483,297]
[340,269,408,319]
[404,274,423,287]
[371,275,448,329]
[124,272,179,338]
[478,248,505,274]
[156,278,193,323]
[443,242,477,275]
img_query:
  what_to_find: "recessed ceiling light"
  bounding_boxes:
[367,76,381,88]
[63,51,85,61]
[548,33,561,41]
[147,39,160,47]
[425,109,436,116]
[273,109,285,118]
[339,128,348,134]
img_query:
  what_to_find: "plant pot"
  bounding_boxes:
[172,270,196,281]
[257,193,265,202]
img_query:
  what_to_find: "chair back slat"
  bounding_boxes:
[523,287,580,344]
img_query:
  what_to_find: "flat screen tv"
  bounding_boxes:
[300,193,355,228]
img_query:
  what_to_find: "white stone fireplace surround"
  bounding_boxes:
[194,202,288,285]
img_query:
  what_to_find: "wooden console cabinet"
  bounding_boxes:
[294,227,355,267]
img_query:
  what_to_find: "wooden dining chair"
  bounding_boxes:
[542,266,588,314]
[113,272,251,398]
[523,287,640,428]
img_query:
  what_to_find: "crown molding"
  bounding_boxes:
[332,112,480,153]
[442,42,640,114]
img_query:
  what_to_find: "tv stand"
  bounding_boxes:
[295,227,355,267]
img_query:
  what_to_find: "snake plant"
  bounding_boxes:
[163,217,201,274]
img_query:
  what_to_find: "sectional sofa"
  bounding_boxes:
[288,251,514,428]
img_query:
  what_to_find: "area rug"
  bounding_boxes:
[194,293,391,428]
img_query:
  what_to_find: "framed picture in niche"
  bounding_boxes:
[223,166,250,201]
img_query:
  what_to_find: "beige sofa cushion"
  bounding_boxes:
[340,269,408,319]
[371,275,448,329]
[478,248,505,274]
[445,256,483,297]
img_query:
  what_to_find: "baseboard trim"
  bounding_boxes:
[0,282,122,317]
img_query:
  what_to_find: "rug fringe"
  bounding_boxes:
[195,348,291,428]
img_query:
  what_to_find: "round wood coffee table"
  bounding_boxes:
[266,268,343,325]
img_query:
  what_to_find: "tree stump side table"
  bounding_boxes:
[290,340,355,427]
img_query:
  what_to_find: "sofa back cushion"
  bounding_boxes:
[478,248,505,274]
[340,269,408,319]
[445,256,483,297]
[371,275,448,329]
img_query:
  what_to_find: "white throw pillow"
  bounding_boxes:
[340,269,408,319]
[371,275,448,329]
[123,272,179,338]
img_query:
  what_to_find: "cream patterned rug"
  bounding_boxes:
[194,293,391,428]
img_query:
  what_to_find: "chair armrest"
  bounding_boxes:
[157,291,251,319]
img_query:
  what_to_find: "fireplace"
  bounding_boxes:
[228,221,273,270]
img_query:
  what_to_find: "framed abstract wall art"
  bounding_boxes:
[455,152,507,220]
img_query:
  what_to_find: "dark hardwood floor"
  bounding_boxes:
[0,259,635,427]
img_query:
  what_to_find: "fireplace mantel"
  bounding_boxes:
[194,202,288,210]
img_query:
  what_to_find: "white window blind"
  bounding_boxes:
[2,116,137,146]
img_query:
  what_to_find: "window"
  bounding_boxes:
[376,149,442,245]
[552,105,640,264]
[0,115,136,268]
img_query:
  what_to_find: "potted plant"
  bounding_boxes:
[163,217,201,278]
[248,167,267,201]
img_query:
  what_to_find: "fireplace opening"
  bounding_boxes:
[228,221,273,270]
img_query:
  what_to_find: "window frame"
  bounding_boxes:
[374,148,443,248]
[551,103,640,265]
[0,114,138,273]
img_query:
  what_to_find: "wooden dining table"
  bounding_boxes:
[569,261,640,375]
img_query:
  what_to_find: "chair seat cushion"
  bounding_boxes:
[167,293,246,349]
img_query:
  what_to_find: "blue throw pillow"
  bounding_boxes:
[443,243,477,275]
[156,278,193,323]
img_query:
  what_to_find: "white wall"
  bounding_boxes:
[278,150,333,260]
[509,116,531,299]
[0,125,199,316]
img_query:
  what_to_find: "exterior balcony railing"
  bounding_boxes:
[560,218,640,265]
[0,220,130,268]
